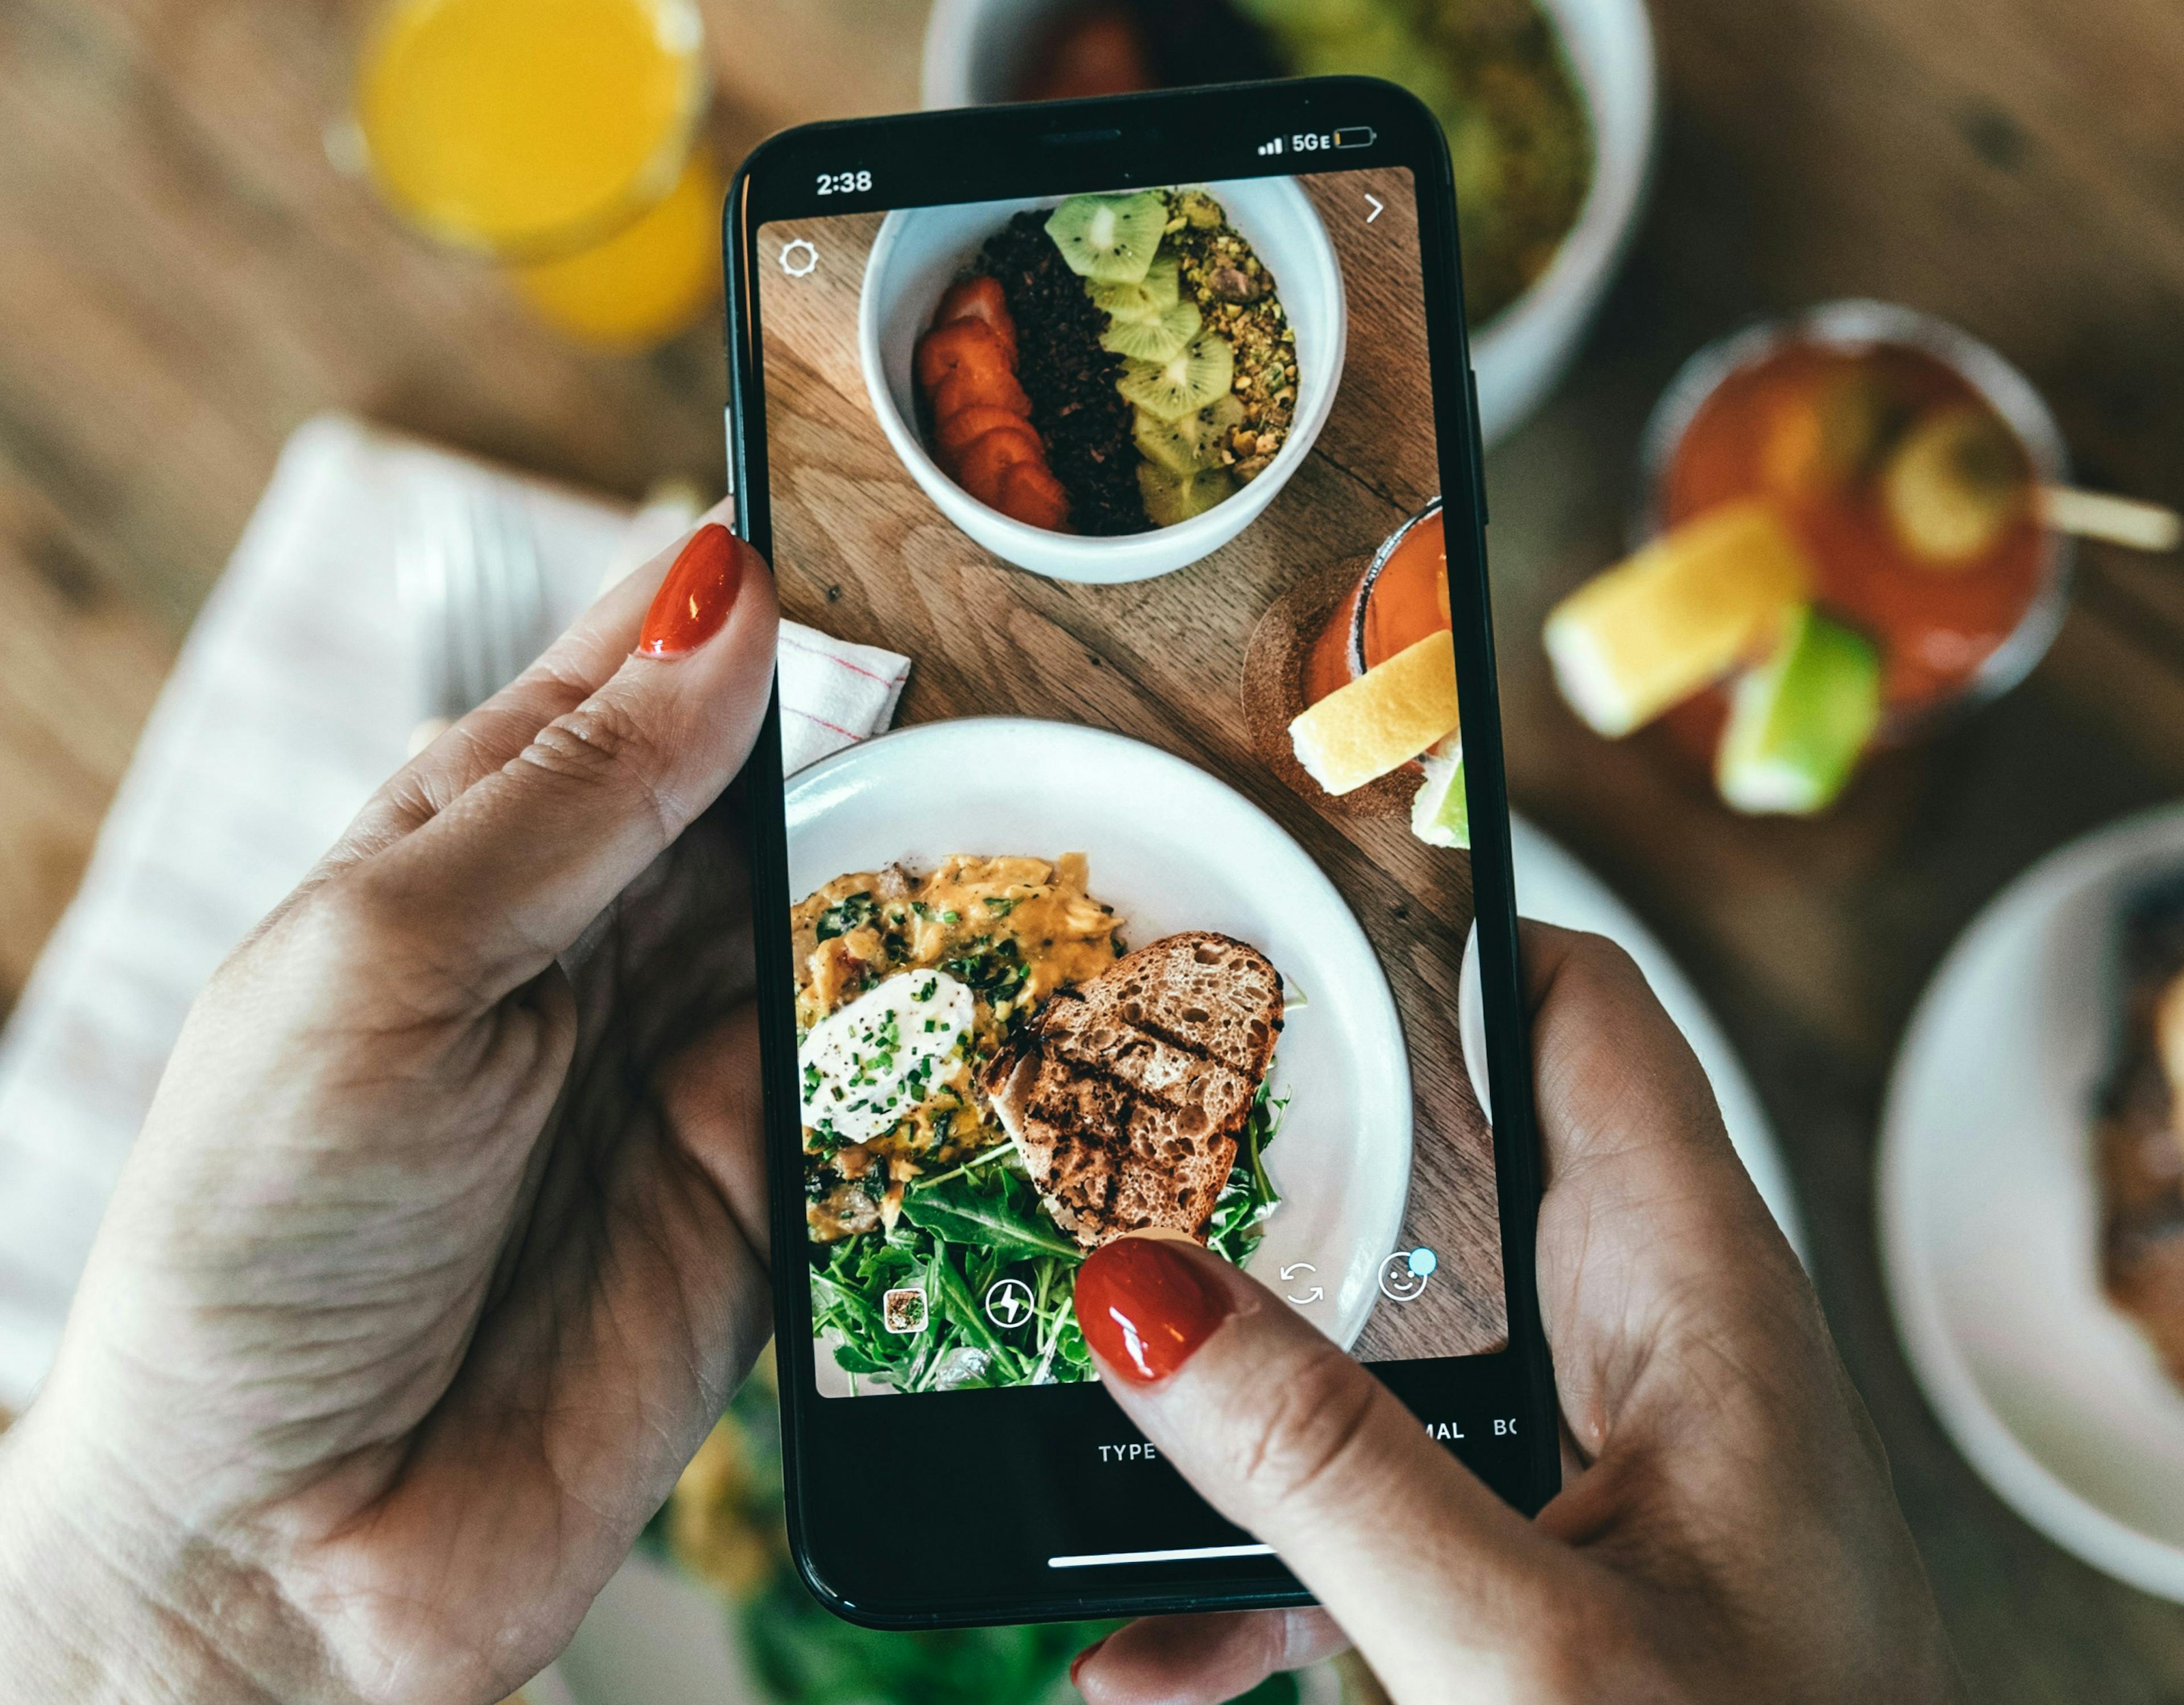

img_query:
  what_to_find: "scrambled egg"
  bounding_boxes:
[792,854,1120,1241]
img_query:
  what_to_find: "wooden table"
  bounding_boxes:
[5,0,2184,1695]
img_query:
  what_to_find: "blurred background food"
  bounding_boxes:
[7,0,2184,1698]
[2099,878,2184,1388]
[1013,0,1591,331]
[924,0,1651,444]
[1543,303,2177,815]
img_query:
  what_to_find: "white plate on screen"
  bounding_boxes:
[783,717,1412,1360]
[1457,815,1805,1261]
[1880,803,2184,1600]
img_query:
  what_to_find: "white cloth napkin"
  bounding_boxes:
[0,414,906,1413]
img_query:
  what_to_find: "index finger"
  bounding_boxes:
[328,499,739,869]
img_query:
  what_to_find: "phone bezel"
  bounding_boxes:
[724,75,1558,1629]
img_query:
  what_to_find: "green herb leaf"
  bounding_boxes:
[901,1176,1081,1262]
[815,892,876,943]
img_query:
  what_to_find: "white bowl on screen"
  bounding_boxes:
[784,718,1410,1353]
[859,179,1346,583]
[1881,804,2184,1600]
[919,0,1656,446]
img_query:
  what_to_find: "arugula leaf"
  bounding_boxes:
[809,1065,1287,1394]
[901,1175,1081,1262]
[826,1341,894,1376]
[1207,1082,1286,1268]
[924,1246,1008,1363]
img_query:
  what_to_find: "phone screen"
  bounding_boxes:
[733,86,1550,1623]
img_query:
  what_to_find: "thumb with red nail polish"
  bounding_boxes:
[1069,1233,1552,1704]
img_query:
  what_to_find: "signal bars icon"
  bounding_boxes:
[1256,137,1285,156]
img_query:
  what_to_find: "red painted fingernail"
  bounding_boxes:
[1074,1235,1234,1384]
[636,524,743,658]
[1069,1634,1110,1689]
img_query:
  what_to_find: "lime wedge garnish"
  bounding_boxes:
[1715,606,1881,814]
[1410,745,1470,849]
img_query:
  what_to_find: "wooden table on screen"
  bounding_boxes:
[6,0,2184,1694]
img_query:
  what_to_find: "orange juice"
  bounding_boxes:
[510,149,723,347]
[354,0,705,256]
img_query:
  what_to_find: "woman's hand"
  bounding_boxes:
[1070,924,1967,1705]
[0,516,779,1705]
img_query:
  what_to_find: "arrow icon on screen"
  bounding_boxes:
[1364,193,1384,223]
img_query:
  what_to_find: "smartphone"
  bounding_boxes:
[725,76,1556,1628]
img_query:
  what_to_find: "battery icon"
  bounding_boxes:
[1333,126,1376,149]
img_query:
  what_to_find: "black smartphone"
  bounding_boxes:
[724,76,1556,1629]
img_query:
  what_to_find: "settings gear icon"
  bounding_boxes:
[778,238,818,278]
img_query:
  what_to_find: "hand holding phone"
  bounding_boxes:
[1071,925,1964,1705]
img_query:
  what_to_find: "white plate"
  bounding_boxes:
[787,719,1412,1356]
[1458,815,1805,1261]
[1881,804,2184,1600]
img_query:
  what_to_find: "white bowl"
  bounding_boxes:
[920,0,1657,447]
[859,180,1346,583]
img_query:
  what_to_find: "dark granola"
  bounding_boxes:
[980,212,1150,535]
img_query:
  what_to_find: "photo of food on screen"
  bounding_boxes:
[760,169,1505,1396]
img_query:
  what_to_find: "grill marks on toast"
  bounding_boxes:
[988,931,1282,1248]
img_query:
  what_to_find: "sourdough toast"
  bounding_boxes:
[987,931,1281,1248]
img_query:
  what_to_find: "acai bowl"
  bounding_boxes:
[859,177,1346,583]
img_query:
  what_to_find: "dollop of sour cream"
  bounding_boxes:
[799,969,975,1145]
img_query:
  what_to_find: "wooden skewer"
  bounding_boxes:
[2039,485,2183,552]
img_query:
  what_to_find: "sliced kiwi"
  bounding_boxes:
[1089,253,1181,323]
[1118,333,1235,422]
[1100,299,1201,364]
[1045,192,1168,284]
[1134,395,1244,477]
[1138,461,1236,528]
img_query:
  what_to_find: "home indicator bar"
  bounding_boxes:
[1048,1542,1278,1569]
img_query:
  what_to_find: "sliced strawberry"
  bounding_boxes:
[956,427,1046,508]
[997,461,1070,531]
[934,276,1019,367]
[915,319,1012,395]
[934,365,1032,420]
[937,404,1043,466]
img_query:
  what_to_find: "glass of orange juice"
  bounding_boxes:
[338,0,722,348]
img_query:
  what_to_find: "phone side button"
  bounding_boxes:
[1466,368,1488,527]
[723,405,737,496]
